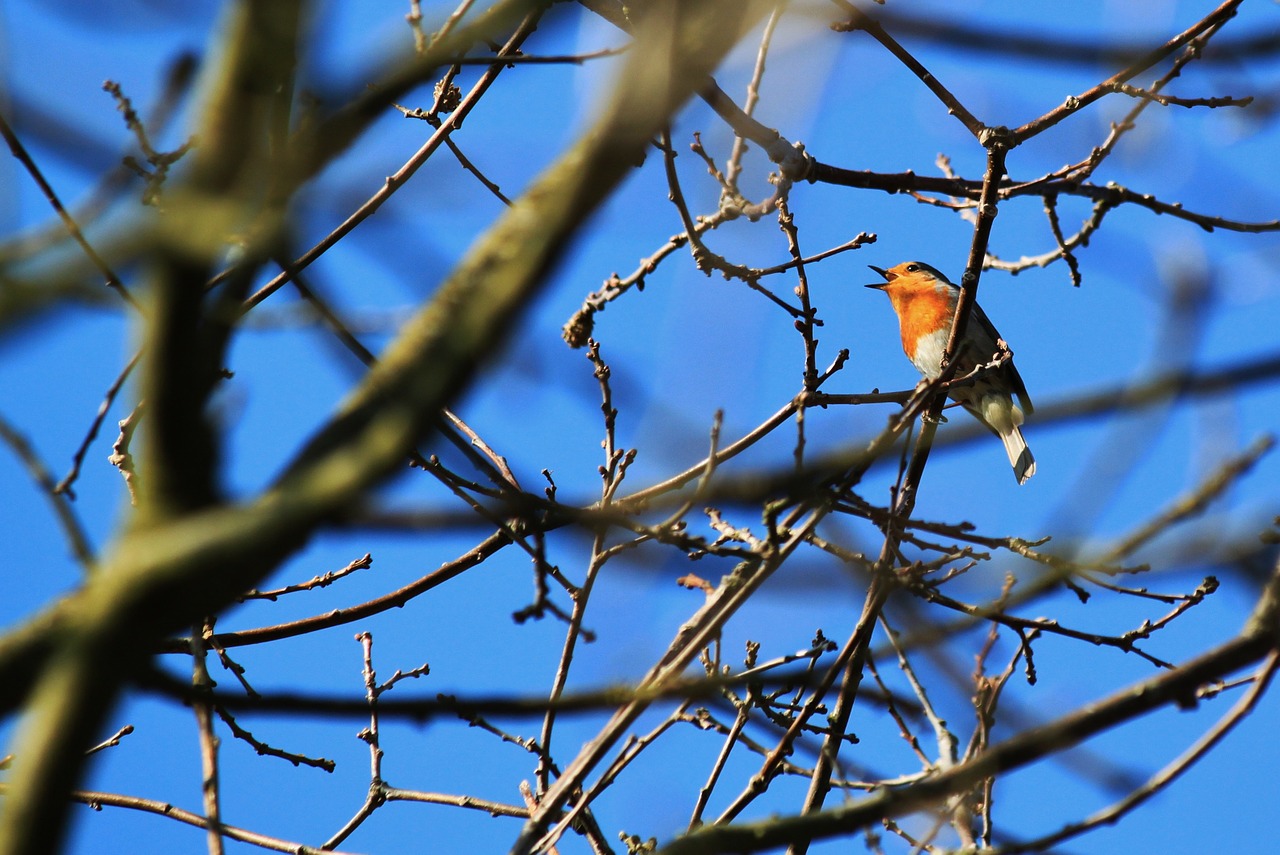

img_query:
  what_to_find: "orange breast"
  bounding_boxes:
[888,286,956,363]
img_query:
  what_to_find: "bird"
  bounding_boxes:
[866,261,1036,484]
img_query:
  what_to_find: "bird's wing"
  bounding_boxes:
[969,302,1034,414]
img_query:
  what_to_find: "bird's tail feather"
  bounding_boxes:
[1000,426,1036,485]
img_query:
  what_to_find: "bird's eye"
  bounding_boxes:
[906,263,919,272]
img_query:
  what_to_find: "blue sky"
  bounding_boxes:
[3,1,1280,853]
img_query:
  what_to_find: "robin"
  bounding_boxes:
[867,261,1035,484]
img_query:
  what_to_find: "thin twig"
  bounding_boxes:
[0,413,95,569]
[191,622,225,855]
[0,110,138,308]
[0,786,359,855]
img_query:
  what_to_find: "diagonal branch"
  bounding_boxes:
[1012,0,1244,141]
[661,557,1280,854]
[0,5,769,854]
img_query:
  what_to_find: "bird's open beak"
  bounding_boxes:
[866,265,889,289]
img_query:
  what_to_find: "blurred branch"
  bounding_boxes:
[0,413,95,570]
[994,650,1280,853]
[1011,0,1242,141]
[835,4,1279,67]
[435,45,628,64]
[661,556,1280,854]
[832,0,1245,144]
[0,7,773,854]
[143,663,821,720]
[152,348,1280,663]
[781,131,1012,855]
[729,350,1280,510]
[1100,436,1275,563]
[4,3,1279,852]
[0,111,137,309]
[514,366,960,854]
[0,2,309,850]
[295,0,544,182]
[0,53,195,264]
[857,444,1274,669]
[239,7,544,311]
